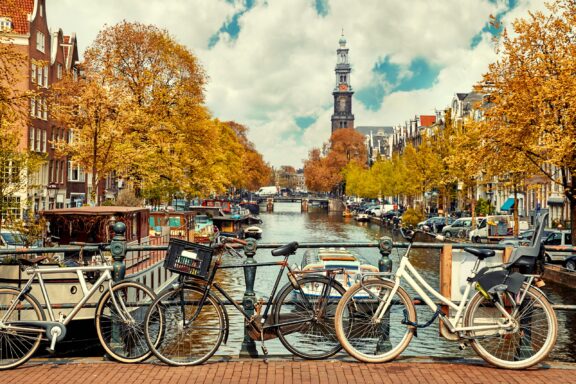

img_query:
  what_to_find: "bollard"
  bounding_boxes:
[109,222,127,282]
[240,238,258,357]
[377,236,393,353]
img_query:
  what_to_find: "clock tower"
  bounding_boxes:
[331,32,354,133]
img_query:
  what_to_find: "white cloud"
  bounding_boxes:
[47,0,548,168]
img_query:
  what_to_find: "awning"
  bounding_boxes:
[547,197,565,205]
[500,198,515,211]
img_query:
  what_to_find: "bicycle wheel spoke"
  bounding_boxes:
[335,280,415,363]
[275,277,346,359]
[96,282,156,363]
[0,289,43,370]
[144,286,225,366]
[466,287,557,369]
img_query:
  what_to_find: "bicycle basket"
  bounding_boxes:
[164,238,214,280]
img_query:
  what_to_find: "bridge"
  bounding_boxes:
[261,196,342,212]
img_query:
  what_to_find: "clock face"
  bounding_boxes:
[339,84,348,91]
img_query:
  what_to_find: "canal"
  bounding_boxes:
[215,203,576,362]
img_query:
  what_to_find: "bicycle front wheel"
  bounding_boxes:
[0,288,45,370]
[95,281,157,363]
[464,285,558,369]
[334,279,416,363]
[274,275,347,359]
[144,284,226,366]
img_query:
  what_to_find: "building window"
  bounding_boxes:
[31,64,36,83]
[30,97,35,117]
[43,66,48,87]
[35,129,41,152]
[37,66,42,84]
[40,5,43,17]
[29,127,35,150]
[67,160,85,182]
[0,17,12,32]
[57,64,63,80]
[1,196,21,221]
[42,129,47,152]
[73,68,78,82]
[42,98,48,120]
[36,31,45,52]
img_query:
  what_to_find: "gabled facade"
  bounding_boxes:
[0,0,82,219]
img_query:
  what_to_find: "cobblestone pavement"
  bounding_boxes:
[2,357,576,384]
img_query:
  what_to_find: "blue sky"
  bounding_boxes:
[49,0,546,168]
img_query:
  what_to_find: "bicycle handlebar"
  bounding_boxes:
[399,227,445,242]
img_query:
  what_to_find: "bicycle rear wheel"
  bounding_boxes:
[0,288,45,370]
[274,275,347,359]
[464,285,557,369]
[95,281,157,363]
[334,279,416,363]
[144,284,226,366]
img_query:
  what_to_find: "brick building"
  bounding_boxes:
[0,0,82,220]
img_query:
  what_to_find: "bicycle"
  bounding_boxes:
[334,212,557,369]
[143,236,349,366]
[0,242,157,370]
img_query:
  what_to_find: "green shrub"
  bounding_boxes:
[402,208,425,227]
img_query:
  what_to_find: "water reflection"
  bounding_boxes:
[217,206,574,362]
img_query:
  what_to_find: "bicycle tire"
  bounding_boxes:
[464,285,558,369]
[144,284,226,366]
[0,287,45,370]
[274,275,347,359]
[334,279,416,363]
[95,280,157,363]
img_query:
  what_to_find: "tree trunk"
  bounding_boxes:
[570,197,576,246]
[513,184,519,237]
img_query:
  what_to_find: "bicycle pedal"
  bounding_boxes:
[45,347,55,355]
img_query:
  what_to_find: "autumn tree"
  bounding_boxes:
[474,0,576,240]
[305,128,367,194]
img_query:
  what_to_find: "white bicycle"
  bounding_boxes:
[0,242,157,370]
[334,213,557,369]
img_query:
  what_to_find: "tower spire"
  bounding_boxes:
[331,33,354,133]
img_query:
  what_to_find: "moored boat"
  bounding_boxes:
[300,248,378,296]
[243,226,263,239]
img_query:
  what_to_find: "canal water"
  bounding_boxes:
[216,203,576,362]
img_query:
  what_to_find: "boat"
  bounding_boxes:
[149,210,195,241]
[354,212,370,222]
[342,208,353,218]
[299,248,379,297]
[243,226,263,239]
[194,214,215,243]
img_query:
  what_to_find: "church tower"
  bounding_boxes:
[331,32,354,133]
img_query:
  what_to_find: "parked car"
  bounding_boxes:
[441,217,481,238]
[499,229,555,247]
[563,255,576,271]
[417,216,454,233]
[0,229,26,249]
[542,229,575,263]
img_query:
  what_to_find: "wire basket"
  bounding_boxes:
[164,238,214,280]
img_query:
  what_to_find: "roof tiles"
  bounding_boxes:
[0,0,34,34]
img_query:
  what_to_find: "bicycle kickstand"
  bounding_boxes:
[260,330,269,363]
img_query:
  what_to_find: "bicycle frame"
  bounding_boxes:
[1,265,116,332]
[180,253,340,333]
[372,244,523,335]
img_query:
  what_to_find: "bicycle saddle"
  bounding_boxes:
[271,241,299,257]
[464,247,495,260]
[18,255,49,266]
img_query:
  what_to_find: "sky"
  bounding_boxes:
[46,0,549,169]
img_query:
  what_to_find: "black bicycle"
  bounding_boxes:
[143,236,349,366]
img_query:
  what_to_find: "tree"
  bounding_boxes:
[305,128,367,194]
[402,140,443,214]
[473,0,576,239]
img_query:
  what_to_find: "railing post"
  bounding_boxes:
[378,236,393,274]
[377,236,393,353]
[110,222,127,282]
[240,238,258,357]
